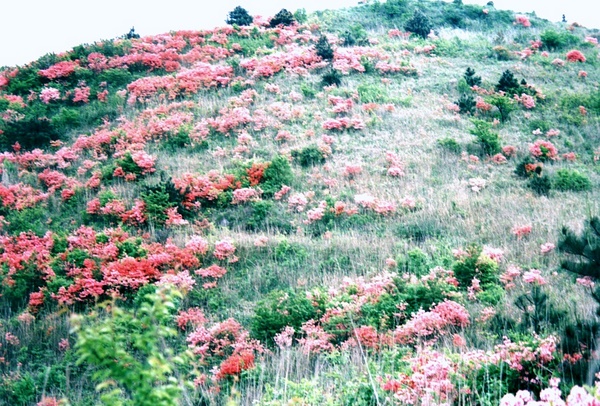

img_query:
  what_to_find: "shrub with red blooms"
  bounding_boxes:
[38,60,78,80]
[530,139,558,161]
[186,318,264,381]
[566,50,586,63]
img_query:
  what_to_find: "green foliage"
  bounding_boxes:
[540,29,579,51]
[528,174,552,196]
[405,10,433,39]
[470,119,501,156]
[292,145,326,167]
[452,244,500,289]
[357,82,389,103]
[315,35,334,61]
[437,137,462,154]
[340,24,369,47]
[487,93,515,122]
[270,9,295,27]
[140,183,176,225]
[492,46,513,61]
[261,155,294,198]
[294,9,308,24]
[515,156,539,178]
[464,67,482,87]
[321,68,342,87]
[553,169,592,192]
[3,206,48,237]
[300,82,317,98]
[380,0,408,19]
[71,286,191,406]
[226,6,253,26]
[251,289,318,344]
[115,152,143,176]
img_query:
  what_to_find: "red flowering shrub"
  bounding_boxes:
[566,50,586,63]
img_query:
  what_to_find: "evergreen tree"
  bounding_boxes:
[315,35,334,61]
[559,217,600,281]
[464,67,482,87]
[226,6,253,26]
[405,10,433,39]
[495,69,521,95]
[270,9,295,27]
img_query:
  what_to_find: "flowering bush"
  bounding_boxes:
[566,50,586,63]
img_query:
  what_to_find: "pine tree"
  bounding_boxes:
[495,69,521,95]
[270,9,295,27]
[315,35,334,61]
[464,67,482,87]
[405,10,433,39]
[559,217,600,280]
[226,6,253,26]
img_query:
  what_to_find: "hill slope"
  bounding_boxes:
[1,1,600,405]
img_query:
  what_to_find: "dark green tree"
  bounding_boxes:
[464,67,482,87]
[495,69,521,95]
[226,6,253,26]
[315,35,334,61]
[559,217,600,282]
[270,9,295,27]
[405,10,433,39]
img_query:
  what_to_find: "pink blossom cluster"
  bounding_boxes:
[512,224,532,238]
[38,60,78,79]
[515,93,536,109]
[385,151,405,177]
[515,15,532,27]
[522,268,547,285]
[39,87,61,104]
[322,116,365,131]
[530,139,558,160]
[232,187,261,204]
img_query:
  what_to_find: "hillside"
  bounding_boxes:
[1,1,600,405]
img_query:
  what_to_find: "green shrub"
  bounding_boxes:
[487,94,516,122]
[226,6,253,26]
[340,25,369,47]
[321,68,342,87]
[270,9,295,27]
[71,286,191,406]
[358,82,389,103]
[405,10,433,39]
[452,244,500,289]
[292,145,326,167]
[251,289,318,344]
[491,46,513,61]
[261,155,294,198]
[528,174,552,196]
[553,169,592,192]
[540,29,579,51]
[437,137,462,154]
[470,119,501,155]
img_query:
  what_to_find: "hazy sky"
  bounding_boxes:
[1,1,598,67]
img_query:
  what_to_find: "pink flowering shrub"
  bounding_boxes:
[515,15,531,27]
[530,139,558,161]
[38,60,78,80]
[39,87,61,104]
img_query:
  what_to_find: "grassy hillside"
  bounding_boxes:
[1,1,600,404]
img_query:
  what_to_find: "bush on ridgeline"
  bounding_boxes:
[226,6,253,26]
[123,27,140,40]
[405,10,433,39]
[270,9,295,27]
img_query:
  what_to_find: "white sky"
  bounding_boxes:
[1,1,598,68]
